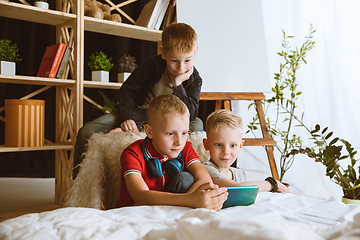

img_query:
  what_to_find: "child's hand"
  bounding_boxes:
[190,182,228,211]
[120,119,139,132]
[276,181,291,193]
[172,66,194,87]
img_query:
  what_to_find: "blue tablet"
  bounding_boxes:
[223,185,259,208]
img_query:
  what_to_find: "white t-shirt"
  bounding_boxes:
[202,160,247,184]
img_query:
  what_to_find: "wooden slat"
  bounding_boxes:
[104,0,136,24]
[223,100,231,110]
[0,143,73,153]
[0,75,75,86]
[0,1,75,26]
[200,92,266,101]
[243,138,276,147]
[254,100,280,180]
[215,100,222,110]
[84,80,122,89]
[84,16,162,42]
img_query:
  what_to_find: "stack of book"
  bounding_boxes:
[37,43,72,79]
[135,0,176,30]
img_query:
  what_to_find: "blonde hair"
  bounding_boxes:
[148,94,189,125]
[205,109,243,136]
[161,23,198,53]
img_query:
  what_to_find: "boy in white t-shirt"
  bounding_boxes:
[202,109,290,193]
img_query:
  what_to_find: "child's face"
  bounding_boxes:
[203,126,244,170]
[145,112,190,159]
[161,48,197,78]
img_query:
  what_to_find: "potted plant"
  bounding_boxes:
[88,51,113,83]
[247,26,360,203]
[116,54,137,83]
[34,0,49,9]
[0,39,22,75]
[288,125,360,204]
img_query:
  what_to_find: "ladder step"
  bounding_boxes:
[243,138,276,146]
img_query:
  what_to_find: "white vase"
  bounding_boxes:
[92,70,109,83]
[34,1,49,9]
[117,72,131,83]
[342,197,360,205]
[0,61,16,75]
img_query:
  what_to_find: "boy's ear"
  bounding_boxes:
[240,139,245,149]
[144,124,153,139]
[203,138,209,150]
[160,47,166,60]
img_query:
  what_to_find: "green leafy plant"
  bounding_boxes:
[247,25,360,200]
[94,90,119,114]
[0,39,22,62]
[247,25,316,181]
[116,54,137,73]
[287,125,359,200]
[88,51,113,72]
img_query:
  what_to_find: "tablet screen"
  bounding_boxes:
[223,185,259,208]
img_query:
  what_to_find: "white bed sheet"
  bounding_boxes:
[1,193,360,240]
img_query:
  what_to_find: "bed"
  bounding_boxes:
[1,192,360,239]
[1,131,360,240]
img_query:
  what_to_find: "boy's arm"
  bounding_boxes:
[124,173,228,211]
[216,178,290,193]
[172,67,202,121]
[186,161,214,193]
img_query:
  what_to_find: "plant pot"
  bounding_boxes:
[117,72,131,83]
[34,1,49,9]
[92,70,109,83]
[0,61,16,75]
[342,197,360,205]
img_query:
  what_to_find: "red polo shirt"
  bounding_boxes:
[115,138,200,208]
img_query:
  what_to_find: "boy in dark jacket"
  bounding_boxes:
[73,23,203,178]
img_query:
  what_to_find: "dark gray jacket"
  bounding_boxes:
[117,54,202,123]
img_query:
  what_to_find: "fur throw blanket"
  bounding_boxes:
[64,131,209,210]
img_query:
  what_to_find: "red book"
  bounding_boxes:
[37,43,67,78]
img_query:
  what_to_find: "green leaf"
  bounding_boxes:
[329,137,339,145]
[325,132,333,140]
[321,127,328,134]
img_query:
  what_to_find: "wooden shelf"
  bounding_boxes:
[0,75,75,86]
[84,80,122,89]
[0,1,75,27]
[0,143,74,153]
[84,16,162,42]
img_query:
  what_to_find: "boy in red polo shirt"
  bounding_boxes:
[116,94,228,211]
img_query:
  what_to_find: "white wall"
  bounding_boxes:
[234,0,360,200]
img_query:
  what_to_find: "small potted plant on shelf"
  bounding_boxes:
[88,51,114,83]
[116,54,137,83]
[34,0,49,10]
[0,39,22,75]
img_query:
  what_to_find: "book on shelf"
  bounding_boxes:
[135,0,157,28]
[154,0,170,30]
[55,46,72,79]
[160,0,176,30]
[37,43,67,78]
[135,0,170,29]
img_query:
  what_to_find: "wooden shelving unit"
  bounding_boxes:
[0,0,161,203]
